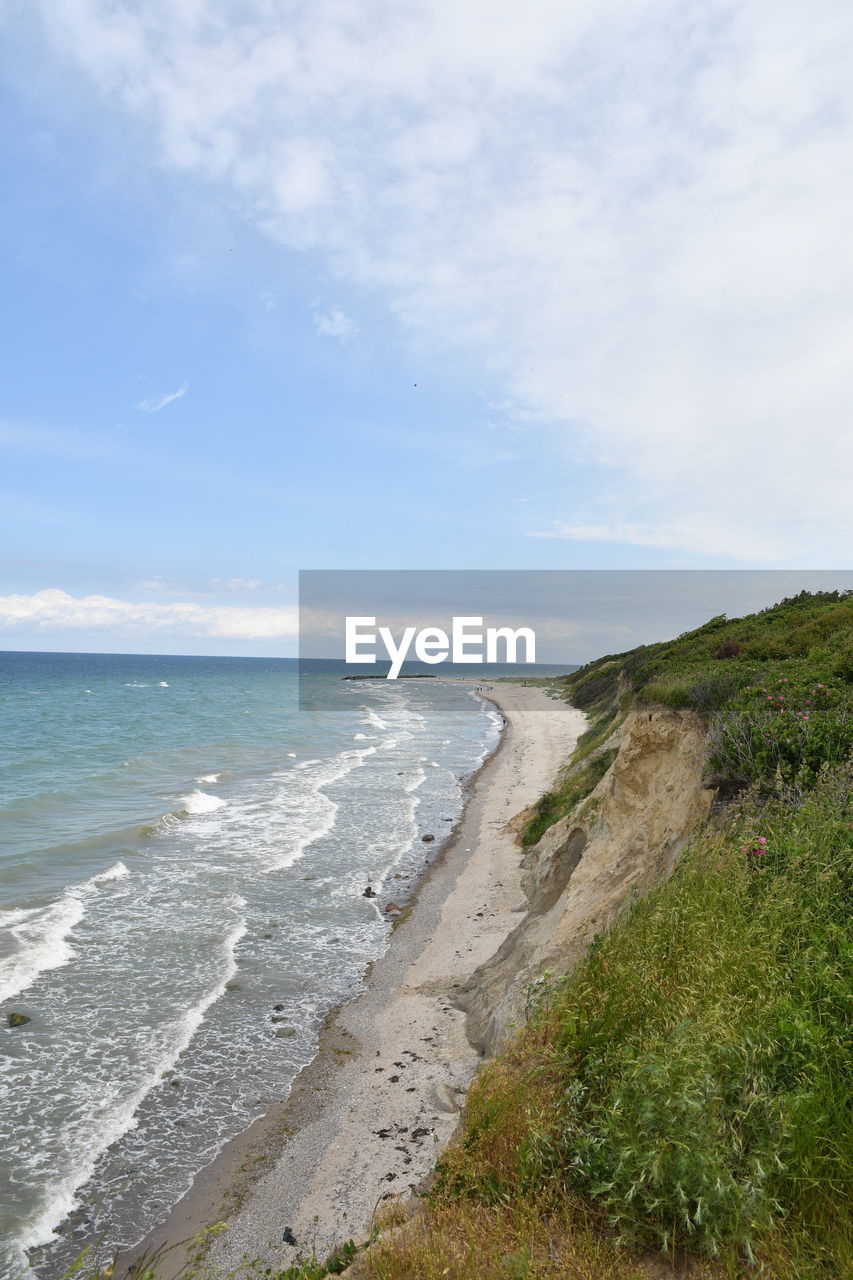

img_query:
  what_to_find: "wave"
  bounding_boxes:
[402,767,427,794]
[0,862,129,1004]
[470,694,505,762]
[89,862,129,885]
[15,898,247,1262]
[179,789,227,815]
[195,773,220,784]
[260,744,378,874]
[157,682,169,687]
[360,706,388,730]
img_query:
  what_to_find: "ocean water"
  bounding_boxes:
[0,652,509,1278]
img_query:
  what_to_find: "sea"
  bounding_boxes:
[0,652,571,1278]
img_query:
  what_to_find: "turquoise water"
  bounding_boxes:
[0,653,505,1278]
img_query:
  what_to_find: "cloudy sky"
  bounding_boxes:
[1,1,851,654]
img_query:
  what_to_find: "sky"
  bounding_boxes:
[1,1,851,656]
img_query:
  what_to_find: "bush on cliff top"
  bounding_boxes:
[522,593,853,847]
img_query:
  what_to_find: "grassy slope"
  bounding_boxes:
[523,590,852,849]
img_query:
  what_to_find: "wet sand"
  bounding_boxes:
[126,681,585,1276]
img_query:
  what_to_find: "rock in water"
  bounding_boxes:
[421,833,435,842]
[8,1012,31,1028]
[362,886,377,898]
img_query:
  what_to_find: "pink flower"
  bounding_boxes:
[758,837,767,844]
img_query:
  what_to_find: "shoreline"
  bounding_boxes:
[123,681,585,1276]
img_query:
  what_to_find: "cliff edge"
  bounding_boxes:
[460,702,714,1054]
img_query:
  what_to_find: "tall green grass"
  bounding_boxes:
[431,760,852,1276]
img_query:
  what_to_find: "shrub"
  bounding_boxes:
[428,762,852,1275]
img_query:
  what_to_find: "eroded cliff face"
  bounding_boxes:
[460,704,715,1055]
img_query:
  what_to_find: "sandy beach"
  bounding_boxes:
[128,681,585,1276]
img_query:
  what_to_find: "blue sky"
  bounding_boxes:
[1,2,851,655]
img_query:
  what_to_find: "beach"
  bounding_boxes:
[131,681,585,1275]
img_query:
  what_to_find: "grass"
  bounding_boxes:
[522,591,853,849]
[357,760,852,1280]
[521,747,617,847]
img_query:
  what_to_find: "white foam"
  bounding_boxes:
[157,681,169,687]
[15,898,248,1260]
[89,862,129,885]
[353,733,370,740]
[0,862,129,1004]
[124,682,148,688]
[195,773,220,784]
[260,744,378,874]
[180,789,226,815]
[286,752,297,757]
[361,707,388,730]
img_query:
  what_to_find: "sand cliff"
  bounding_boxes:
[460,702,714,1054]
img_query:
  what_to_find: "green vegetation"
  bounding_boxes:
[359,772,851,1280]
[524,591,852,848]
[568,591,851,719]
[521,747,617,847]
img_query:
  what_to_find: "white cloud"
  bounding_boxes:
[0,589,298,640]
[208,577,266,591]
[530,521,785,563]
[136,381,188,412]
[313,306,359,342]
[31,1,853,562]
